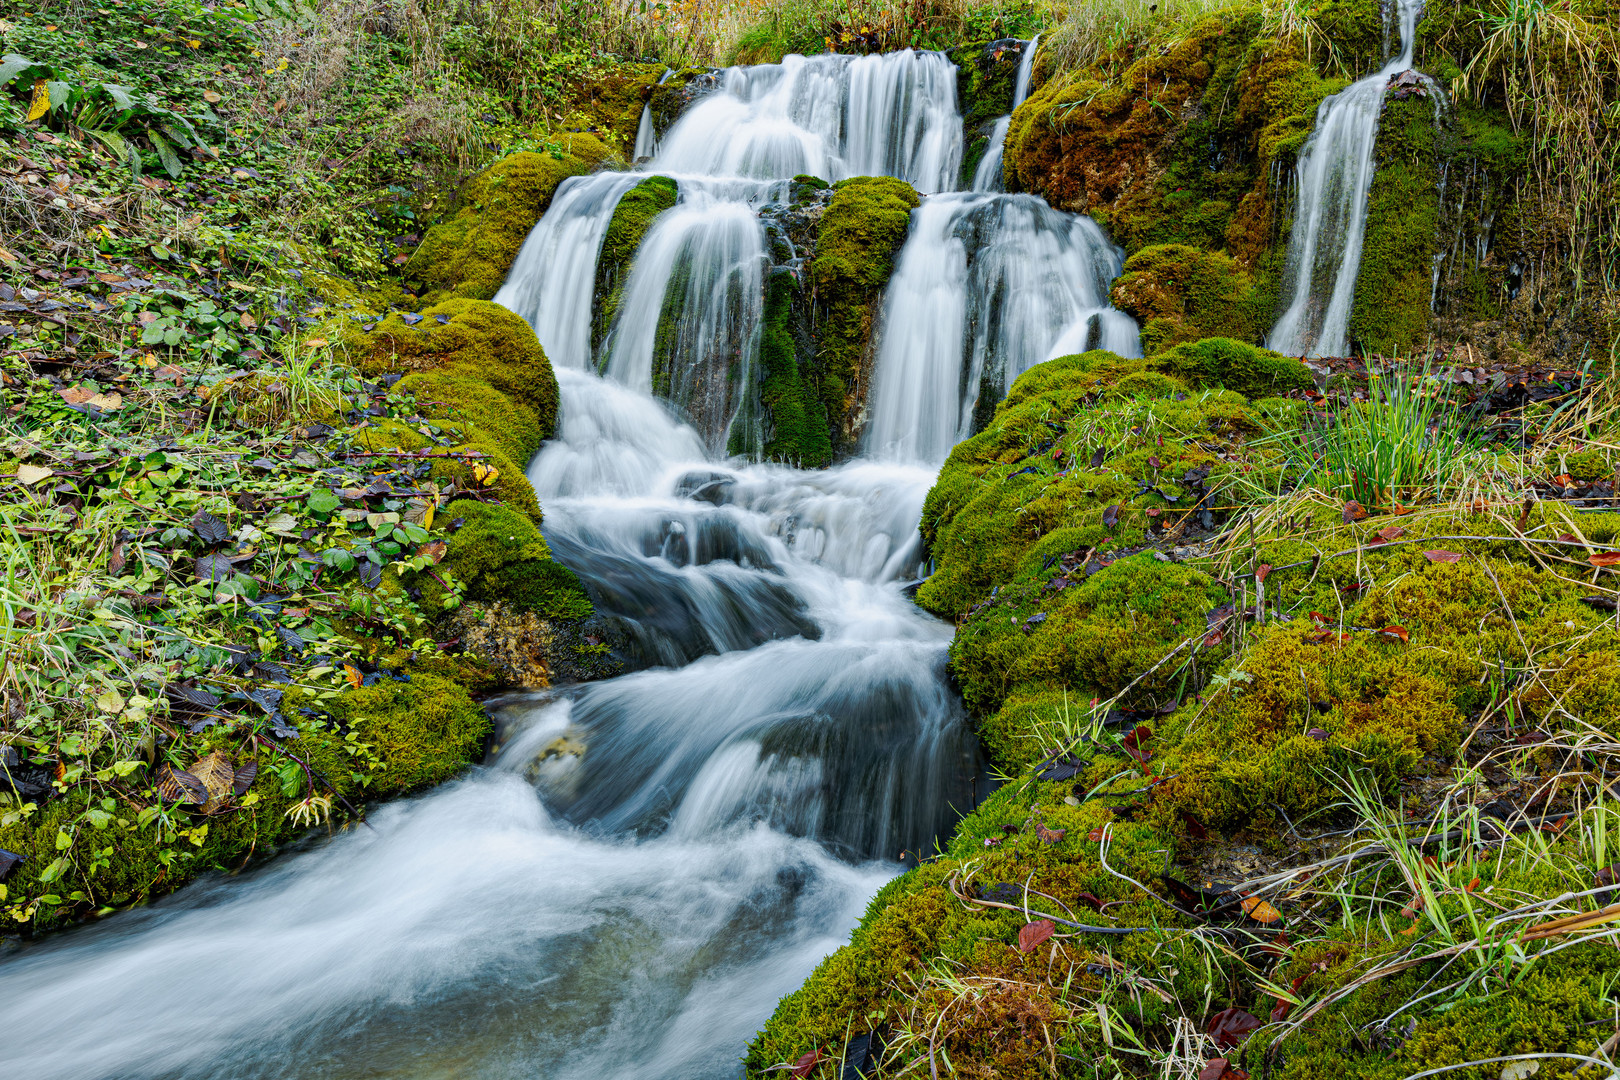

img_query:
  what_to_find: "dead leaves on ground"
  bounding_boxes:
[155,751,256,814]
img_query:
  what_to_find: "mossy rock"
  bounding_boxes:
[758,267,832,466]
[206,370,347,430]
[394,371,544,466]
[309,673,490,791]
[568,63,665,151]
[403,138,611,301]
[593,174,678,353]
[435,498,592,620]
[1151,337,1313,397]
[361,297,559,442]
[810,176,920,446]
[1110,244,1261,355]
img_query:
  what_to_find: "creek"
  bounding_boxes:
[0,46,1137,1079]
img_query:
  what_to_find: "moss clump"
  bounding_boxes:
[403,138,611,301]
[917,350,1261,620]
[759,267,833,466]
[593,174,678,353]
[810,176,920,449]
[353,416,433,453]
[307,673,490,792]
[950,38,1024,185]
[436,498,592,620]
[394,372,544,466]
[360,297,559,441]
[1152,336,1313,397]
[1349,90,1442,354]
[1110,245,1262,354]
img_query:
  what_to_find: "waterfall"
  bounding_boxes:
[1268,0,1425,357]
[655,50,962,192]
[866,193,1140,463]
[971,33,1041,193]
[492,173,648,371]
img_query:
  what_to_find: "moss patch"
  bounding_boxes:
[1110,244,1263,353]
[1151,336,1314,397]
[403,138,611,302]
[593,174,678,354]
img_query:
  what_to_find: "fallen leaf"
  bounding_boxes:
[1591,552,1620,568]
[14,463,52,486]
[232,759,259,796]
[191,510,230,546]
[1090,446,1105,468]
[1378,625,1410,643]
[1240,895,1284,924]
[1424,549,1464,563]
[1035,823,1067,844]
[0,847,24,882]
[1102,504,1120,528]
[343,664,363,689]
[303,337,328,349]
[1342,500,1368,524]
[1465,877,1481,894]
[1206,1007,1263,1048]
[1121,724,1153,762]
[1306,727,1329,740]
[1254,563,1272,583]
[1018,919,1057,952]
[203,89,222,103]
[155,763,208,804]
[790,1049,822,1078]
[1378,525,1407,541]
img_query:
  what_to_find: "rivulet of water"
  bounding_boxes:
[1268,0,1425,357]
[971,34,1042,193]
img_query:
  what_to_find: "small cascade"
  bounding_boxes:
[971,33,1041,193]
[1268,0,1426,357]
[632,68,675,161]
[655,50,962,192]
[866,192,1139,463]
[492,172,649,371]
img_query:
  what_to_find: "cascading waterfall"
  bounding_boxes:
[1268,0,1425,357]
[866,193,1139,463]
[0,45,1137,1080]
[971,33,1041,193]
[656,50,962,192]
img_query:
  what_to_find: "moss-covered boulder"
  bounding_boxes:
[759,267,834,466]
[1151,336,1313,397]
[434,499,591,621]
[1110,244,1262,354]
[403,137,612,301]
[810,175,920,448]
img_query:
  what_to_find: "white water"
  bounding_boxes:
[656,51,962,192]
[971,34,1041,193]
[0,47,1140,1079]
[1268,0,1424,357]
[866,192,1139,463]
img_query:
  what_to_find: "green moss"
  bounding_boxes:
[312,673,490,792]
[811,176,920,450]
[758,267,833,466]
[403,138,611,301]
[568,64,664,151]
[394,371,544,465]
[1152,337,1313,397]
[361,297,559,441]
[950,39,1024,186]
[353,417,433,452]
[1110,244,1262,353]
[1349,91,1441,354]
[593,174,678,353]
[437,498,592,620]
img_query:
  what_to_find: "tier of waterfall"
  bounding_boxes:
[1268,0,1425,357]
[971,34,1041,193]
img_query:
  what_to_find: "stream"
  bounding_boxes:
[0,46,1141,1079]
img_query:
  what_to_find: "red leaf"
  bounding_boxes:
[1378,525,1407,542]
[1018,919,1056,952]
[1378,625,1410,643]
[1207,1007,1264,1048]
[1122,724,1154,762]
[1088,826,1106,841]
[1200,1060,1231,1080]
[1424,549,1463,563]
[791,1049,822,1078]
[1591,552,1620,568]
[1596,865,1620,888]
[1270,997,1294,1022]
[1342,500,1368,523]
[1180,810,1208,839]
[1254,563,1272,583]
[1465,877,1481,893]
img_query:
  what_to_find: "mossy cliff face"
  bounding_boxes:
[950,38,1026,186]
[593,174,678,354]
[809,175,920,452]
[403,137,612,303]
[1110,244,1263,354]
[750,351,1620,1077]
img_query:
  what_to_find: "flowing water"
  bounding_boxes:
[1268,0,1424,357]
[970,34,1041,194]
[0,47,1137,1080]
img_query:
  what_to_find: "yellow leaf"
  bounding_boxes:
[302,337,328,349]
[1240,896,1284,924]
[26,79,50,122]
[343,664,363,690]
[203,90,221,103]
[187,39,201,49]
[14,464,52,486]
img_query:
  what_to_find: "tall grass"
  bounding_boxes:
[1046,0,1226,73]
[1309,371,1474,508]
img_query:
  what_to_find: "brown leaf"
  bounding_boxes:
[1378,625,1410,643]
[1254,563,1271,584]
[1591,552,1620,568]
[1035,823,1066,844]
[418,540,448,564]
[1206,1007,1263,1048]
[1306,727,1329,741]
[203,89,222,103]
[192,751,237,814]
[790,1049,822,1078]
[1378,525,1407,542]
[1121,724,1153,762]
[232,759,258,796]
[343,663,363,689]
[108,539,126,576]
[1102,504,1120,529]
[1424,549,1463,563]
[1018,919,1057,952]
[1464,877,1481,894]
[1341,500,1368,524]
[155,763,207,804]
